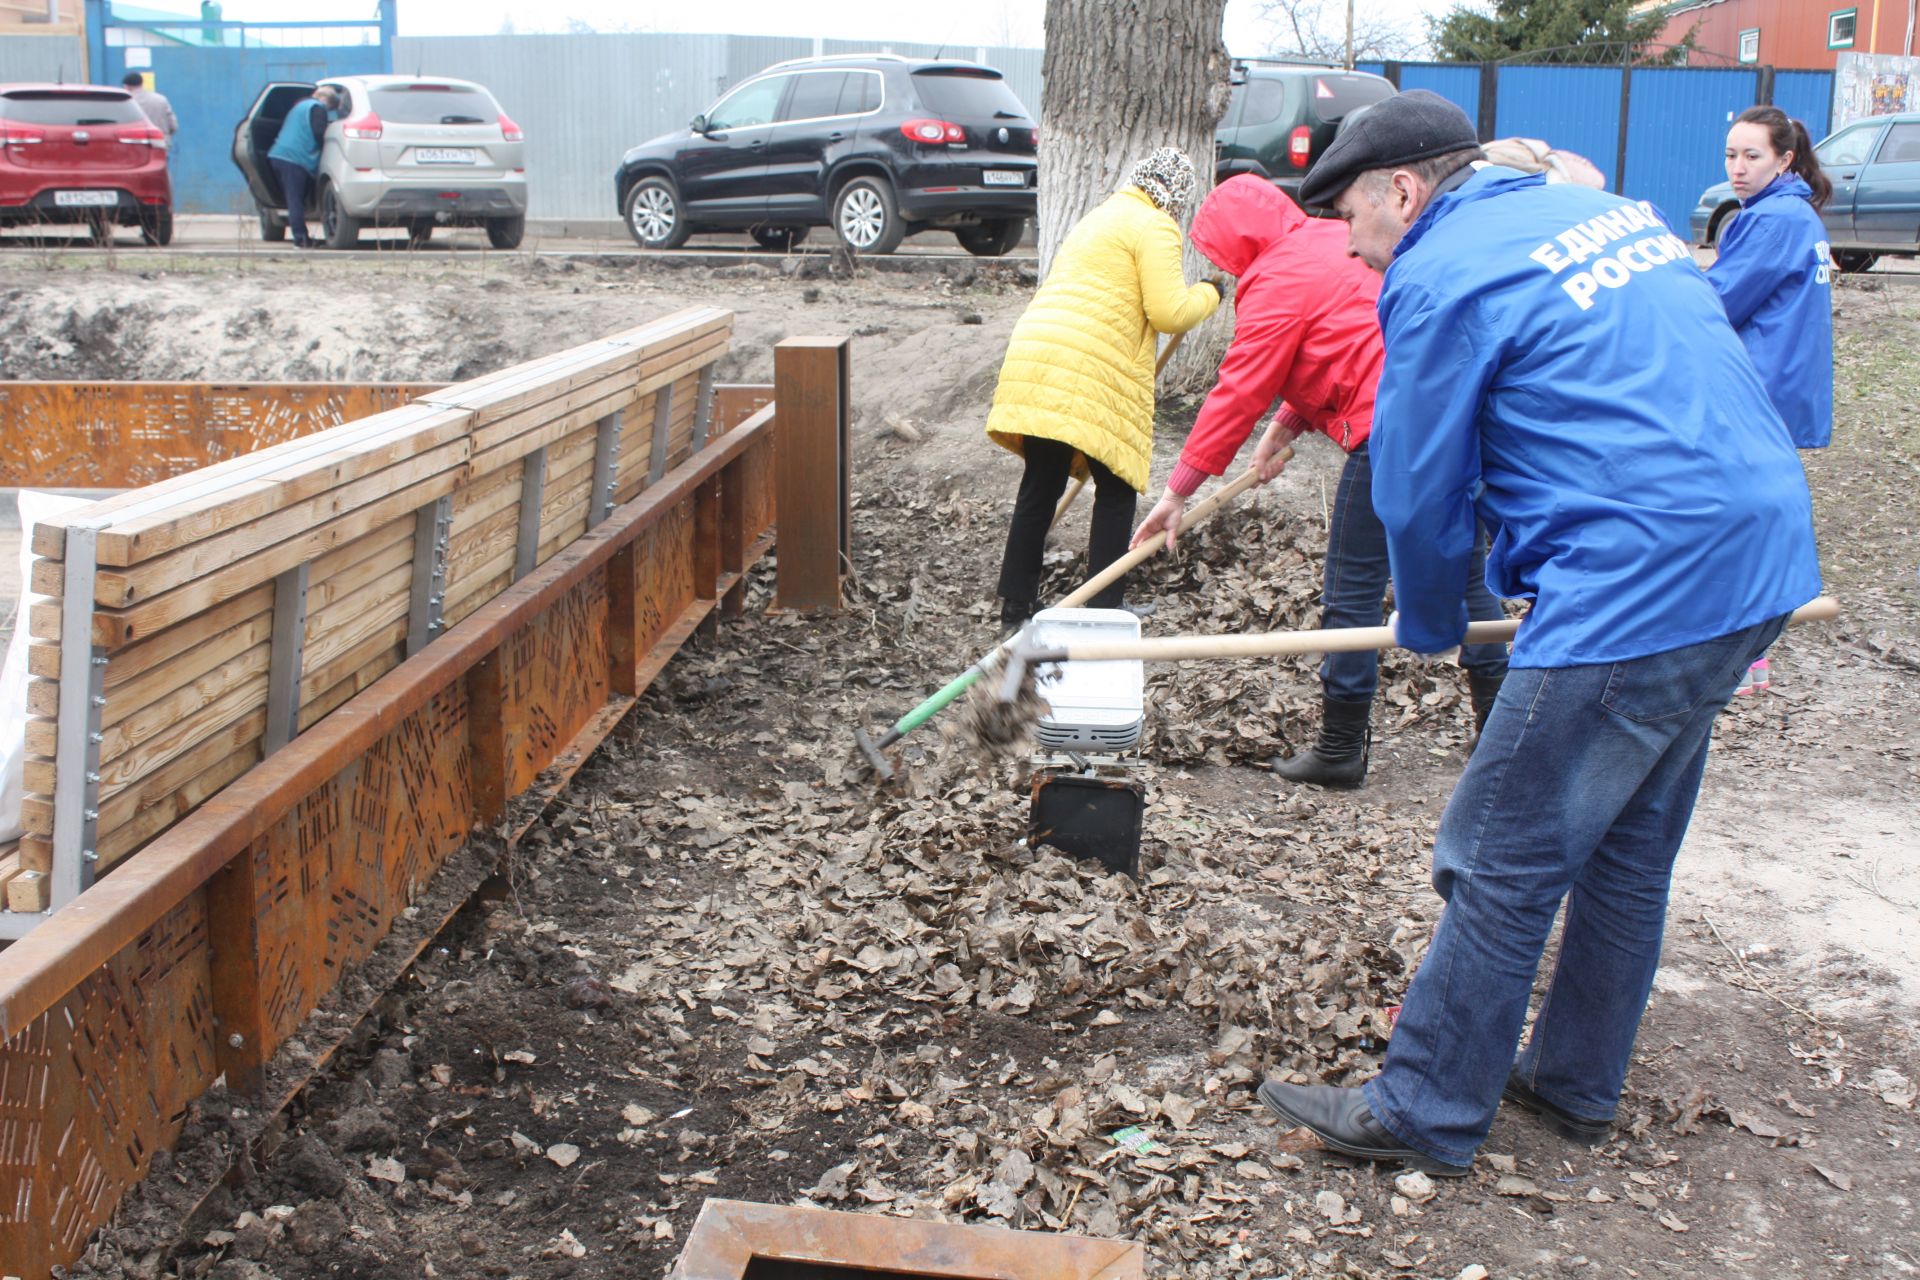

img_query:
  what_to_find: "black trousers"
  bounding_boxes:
[996,436,1136,613]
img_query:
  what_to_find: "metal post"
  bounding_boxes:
[407,493,453,656]
[514,445,548,582]
[1477,62,1499,143]
[1614,66,1634,195]
[691,365,716,454]
[647,382,676,485]
[587,410,622,530]
[264,563,309,755]
[50,525,106,906]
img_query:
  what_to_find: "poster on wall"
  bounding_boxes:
[1833,52,1920,132]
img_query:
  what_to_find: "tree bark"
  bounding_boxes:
[1040,0,1233,395]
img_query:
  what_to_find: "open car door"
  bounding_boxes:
[231,81,317,210]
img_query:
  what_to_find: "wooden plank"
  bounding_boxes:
[7,871,48,913]
[0,848,21,895]
[301,569,412,691]
[89,710,268,838]
[27,608,273,727]
[26,663,270,794]
[301,607,409,712]
[31,401,469,561]
[92,742,260,871]
[71,468,463,650]
[425,309,728,422]
[26,522,407,723]
[22,706,261,854]
[298,631,406,727]
[467,337,731,468]
[77,439,470,606]
[92,412,472,567]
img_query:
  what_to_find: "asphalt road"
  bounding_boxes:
[0,213,1037,264]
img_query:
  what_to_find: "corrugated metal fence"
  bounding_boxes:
[1362,59,1836,232]
[390,33,1044,226]
[0,31,83,81]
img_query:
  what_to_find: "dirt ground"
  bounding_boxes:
[3,249,1916,1280]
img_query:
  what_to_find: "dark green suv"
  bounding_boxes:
[1213,62,1395,205]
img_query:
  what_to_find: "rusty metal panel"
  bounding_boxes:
[0,894,219,1278]
[0,383,435,490]
[670,1200,1144,1279]
[501,572,611,798]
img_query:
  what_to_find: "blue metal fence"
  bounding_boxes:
[1496,65,1625,190]
[1623,66,1764,230]
[1399,63,1483,125]
[88,7,394,216]
[1773,69,1837,137]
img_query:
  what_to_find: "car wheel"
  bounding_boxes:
[257,202,285,243]
[833,177,904,254]
[625,177,689,249]
[955,218,1025,257]
[1707,203,1738,246]
[140,207,174,247]
[486,216,525,250]
[407,218,434,248]
[750,225,809,252]
[1833,249,1878,273]
[321,184,361,249]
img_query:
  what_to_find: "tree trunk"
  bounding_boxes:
[1039,0,1233,396]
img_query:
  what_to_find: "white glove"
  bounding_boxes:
[1388,611,1459,664]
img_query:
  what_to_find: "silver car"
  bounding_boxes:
[234,74,528,249]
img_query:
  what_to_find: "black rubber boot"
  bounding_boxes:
[999,598,1035,639]
[1468,673,1504,751]
[1273,695,1371,789]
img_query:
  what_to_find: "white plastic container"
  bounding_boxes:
[1027,606,1144,753]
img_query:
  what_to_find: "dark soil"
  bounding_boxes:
[40,260,1920,1280]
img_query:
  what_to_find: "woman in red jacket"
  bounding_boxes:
[1131,175,1508,788]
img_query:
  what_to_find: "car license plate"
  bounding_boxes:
[413,148,476,165]
[53,190,118,207]
[982,170,1026,187]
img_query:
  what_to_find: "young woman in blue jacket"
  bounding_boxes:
[1709,105,1833,694]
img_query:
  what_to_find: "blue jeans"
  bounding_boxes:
[1321,443,1507,702]
[1361,612,1788,1166]
[271,158,313,246]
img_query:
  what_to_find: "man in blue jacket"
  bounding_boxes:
[1255,92,1823,1176]
[267,85,338,249]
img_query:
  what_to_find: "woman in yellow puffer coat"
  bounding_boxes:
[987,147,1222,630]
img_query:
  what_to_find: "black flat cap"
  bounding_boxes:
[1298,90,1479,208]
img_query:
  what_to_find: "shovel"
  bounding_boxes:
[994,597,1844,702]
[854,454,1288,781]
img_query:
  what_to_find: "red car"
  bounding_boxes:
[0,82,173,245]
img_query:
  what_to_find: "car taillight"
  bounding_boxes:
[0,126,44,147]
[499,111,523,142]
[901,118,966,145]
[120,124,166,149]
[343,112,383,140]
[1032,127,1041,151]
[1288,125,1312,169]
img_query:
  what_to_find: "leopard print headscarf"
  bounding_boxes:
[1128,147,1197,217]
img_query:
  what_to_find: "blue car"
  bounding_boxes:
[1691,111,1920,272]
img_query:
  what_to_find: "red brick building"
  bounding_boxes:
[1646,0,1918,67]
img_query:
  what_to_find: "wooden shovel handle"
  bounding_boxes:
[1047,595,1842,663]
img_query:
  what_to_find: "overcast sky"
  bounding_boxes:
[195,0,1453,54]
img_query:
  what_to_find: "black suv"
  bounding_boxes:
[615,54,1037,255]
[1214,61,1395,204]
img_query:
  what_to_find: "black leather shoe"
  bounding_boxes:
[1502,1073,1614,1145]
[1256,1081,1470,1177]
